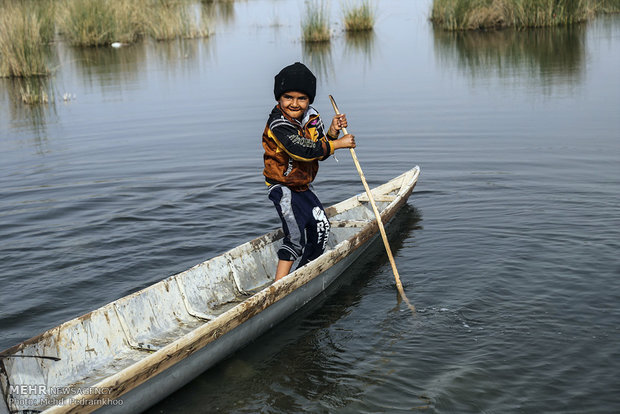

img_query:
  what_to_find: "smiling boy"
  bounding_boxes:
[263,62,356,281]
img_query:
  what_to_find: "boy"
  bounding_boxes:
[263,62,356,281]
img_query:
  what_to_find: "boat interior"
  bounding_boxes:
[0,169,416,412]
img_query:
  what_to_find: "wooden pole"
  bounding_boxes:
[328,95,415,313]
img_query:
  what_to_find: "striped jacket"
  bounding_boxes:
[262,105,337,191]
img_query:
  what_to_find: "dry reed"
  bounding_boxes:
[302,0,331,43]
[58,0,142,46]
[141,0,210,40]
[0,1,51,77]
[57,0,210,46]
[429,0,616,31]
[343,0,375,32]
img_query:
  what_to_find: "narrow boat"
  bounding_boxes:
[0,166,420,414]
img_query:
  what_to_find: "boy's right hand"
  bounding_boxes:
[333,134,356,150]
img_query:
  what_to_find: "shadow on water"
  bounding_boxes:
[433,25,586,89]
[144,203,423,414]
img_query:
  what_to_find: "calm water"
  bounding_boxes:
[1,0,619,413]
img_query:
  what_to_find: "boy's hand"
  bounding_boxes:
[332,134,356,150]
[328,114,348,137]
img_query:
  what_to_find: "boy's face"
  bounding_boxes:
[278,91,309,120]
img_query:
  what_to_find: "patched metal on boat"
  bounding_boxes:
[0,166,420,414]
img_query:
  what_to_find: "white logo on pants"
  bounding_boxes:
[312,207,330,249]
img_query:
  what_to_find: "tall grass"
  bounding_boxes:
[430,0,612,31]
[58,0,210,46]
[0,0,213,105]
[302,0,331,43]
[0,1,51,77]
[34,0,58,44]
[142,0,210,40]
[592,0,620,13]
[58,0,141,46]
[343,1,375,32]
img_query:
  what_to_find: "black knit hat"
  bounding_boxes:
[274,62,316,104]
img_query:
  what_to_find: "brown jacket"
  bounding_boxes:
[262,105,336,191]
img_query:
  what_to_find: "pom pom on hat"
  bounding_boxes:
[274,62,316,104]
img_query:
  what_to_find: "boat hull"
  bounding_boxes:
[0,166,420,414]
[98,231,375,413]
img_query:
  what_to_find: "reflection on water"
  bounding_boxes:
[1,77,56,143]
[433,26,585,90]
[1,36,216,136]
[201,0,236,25]
[59,42,146,95]
[302,30,377,84]
[303,42,334,83]
[344,30,376,65]
[56,38,214,97]
[148,38,213,75]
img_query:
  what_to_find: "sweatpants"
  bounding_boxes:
[268,185,330,269]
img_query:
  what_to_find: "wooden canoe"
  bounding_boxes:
[0,166,420,414]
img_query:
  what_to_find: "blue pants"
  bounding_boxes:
[268,185,330,268]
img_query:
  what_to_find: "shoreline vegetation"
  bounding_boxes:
[2,0,617,102]
[302,0,376,43]
[0,0,211,79]
[431,0,620,31]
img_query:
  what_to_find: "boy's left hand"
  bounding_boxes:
[328,114,348,137]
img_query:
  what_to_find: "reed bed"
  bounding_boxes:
[0,0,55,77]
[59,0,139,46]
[58,0,210,46]
[302,0,331,43]
[430,0,618,31]
[592,0,620,12]
[142,0,210,41]
[0,0,211,53]
[343,0,375,32]
[0,0,212,84]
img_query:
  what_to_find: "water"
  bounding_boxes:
[1,0,619,412]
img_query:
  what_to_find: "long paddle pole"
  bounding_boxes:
[329,95,415,313]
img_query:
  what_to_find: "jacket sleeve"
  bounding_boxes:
[268,118,333,162]
[316,115,335,160]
